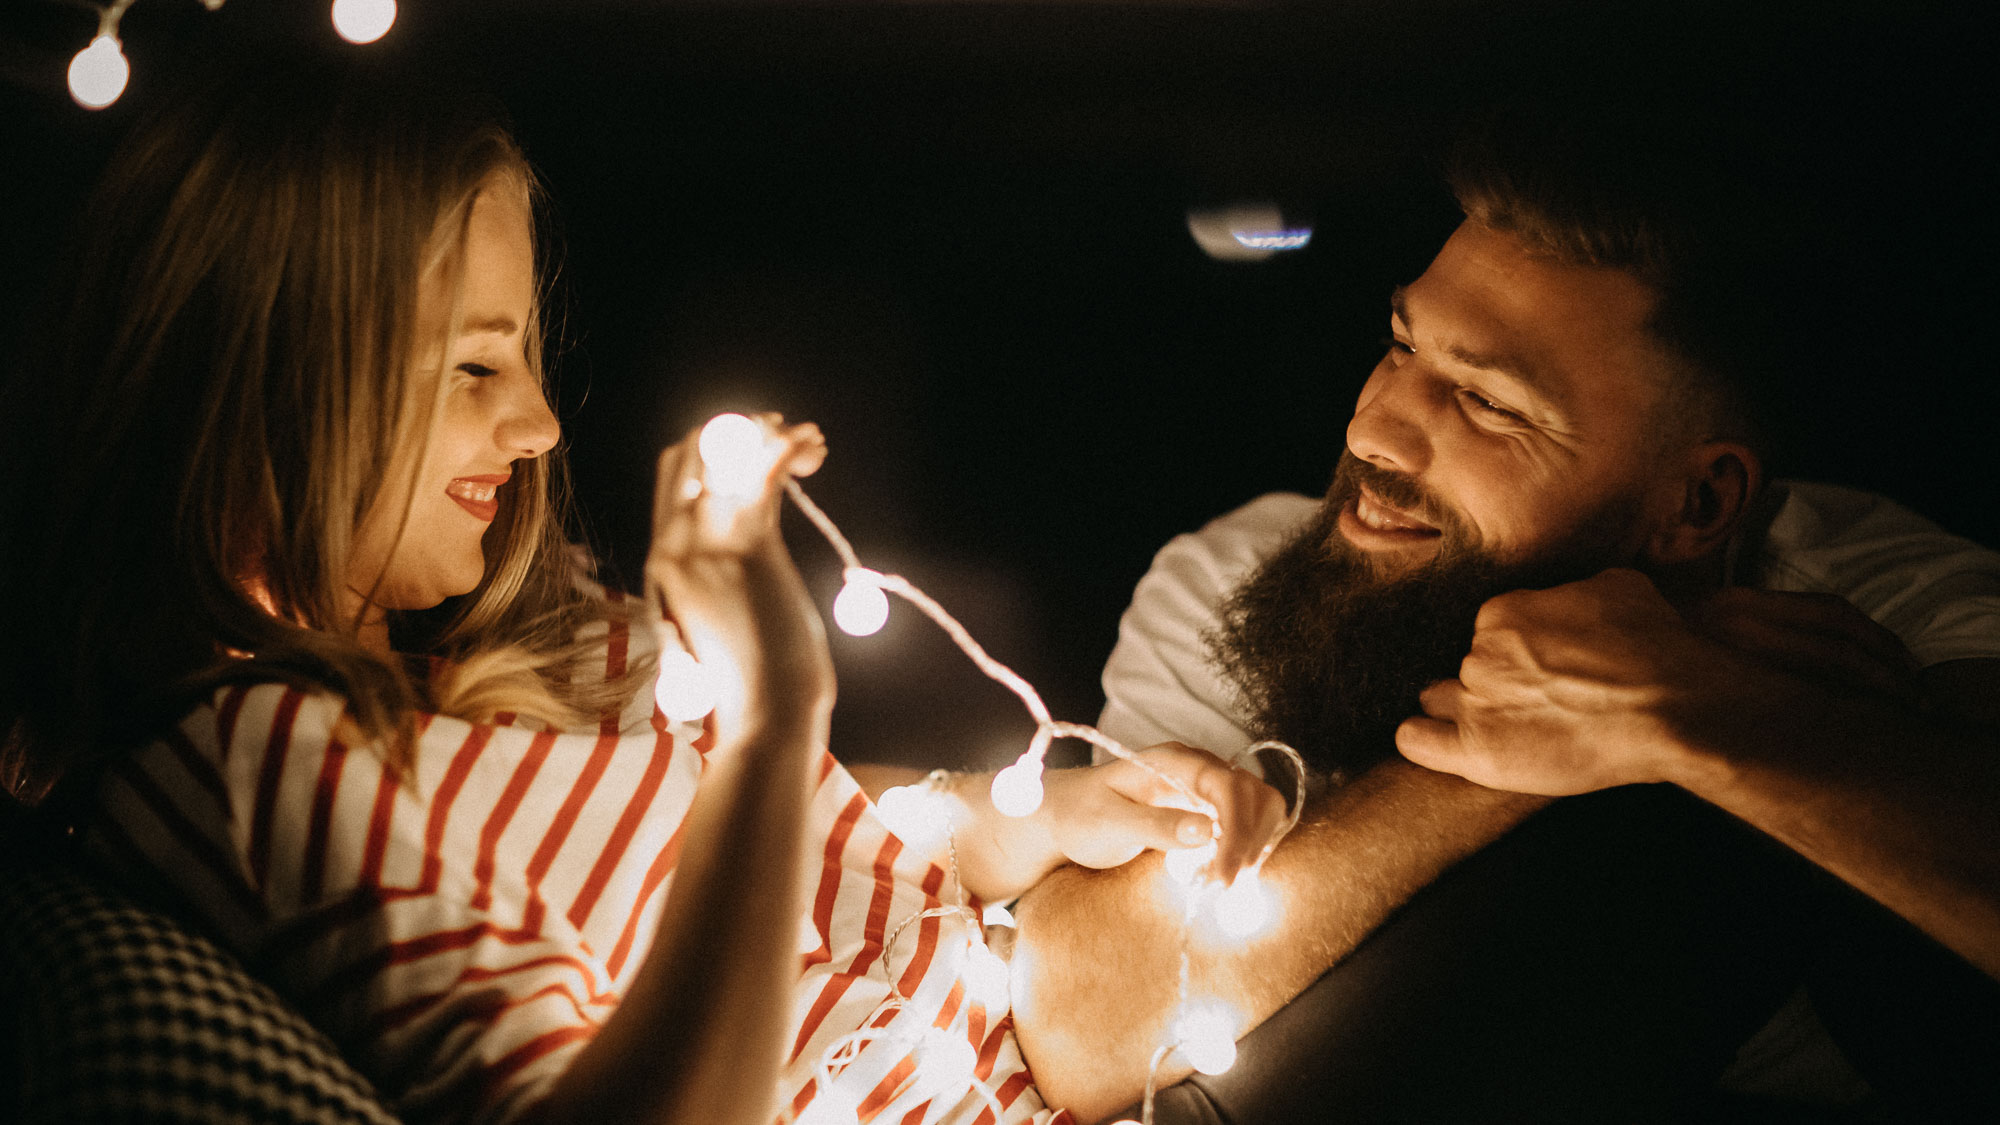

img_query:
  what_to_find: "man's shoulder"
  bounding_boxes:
[1754,480,2000,666]
[1144,491,1319,593]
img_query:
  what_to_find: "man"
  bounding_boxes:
[1007,117,2000,1121]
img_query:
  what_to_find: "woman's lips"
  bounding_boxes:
[446,476,506,523]
[1337,485,1442,549]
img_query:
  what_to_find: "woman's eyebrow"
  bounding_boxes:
[459,315,520,337]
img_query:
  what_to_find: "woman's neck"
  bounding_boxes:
[341,585,395,657]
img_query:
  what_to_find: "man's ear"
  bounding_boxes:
[1645,440,1762,566]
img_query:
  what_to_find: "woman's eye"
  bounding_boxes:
[1458,389,1524,423]
[457,362,498,378]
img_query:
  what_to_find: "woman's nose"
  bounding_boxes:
[502,379,561,460]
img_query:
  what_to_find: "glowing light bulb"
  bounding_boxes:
[1173,1004,1240,1076]
[1164,840,1218,885]
[964,936,1011,1011]
[654,649,719,723]
[989,760,1044,817]
[697,412,773,497]
[873,784,948,850]
[795,1084,860,1125]
[833,572,890,636]
[331,0,397,44]
[67,35,129,110]
[981,902,1016,929]
[1210,869,1277,940]
[916,1024,980,1088]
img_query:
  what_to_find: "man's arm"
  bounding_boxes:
[1009,758,1546,1123]
[1400,569,2000,981]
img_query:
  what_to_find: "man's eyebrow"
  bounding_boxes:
[1388,286,1569,413]
[459,315,520,337]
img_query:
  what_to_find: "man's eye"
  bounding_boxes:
[1458,389,1524,423]
[1380,336,1414,356]
[457,362,498,378]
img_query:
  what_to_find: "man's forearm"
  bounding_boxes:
[1665,669,2000,980]
[1009,759,1548,1123]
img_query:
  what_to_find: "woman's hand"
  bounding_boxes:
[1040,743,1289,885]
[943,742,1290,902]
[646,414,834,745]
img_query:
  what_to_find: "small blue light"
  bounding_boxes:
[1233,229,1313,251]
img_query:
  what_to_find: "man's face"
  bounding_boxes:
[1339,218,1677,574]
[1210,220,1686,774]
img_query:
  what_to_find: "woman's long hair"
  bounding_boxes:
[1,66,651,800]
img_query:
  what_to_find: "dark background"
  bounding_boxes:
[3,0,1992,771]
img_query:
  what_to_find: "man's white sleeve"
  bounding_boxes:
[1756,481,2000,668]
[1096,493,1319,761]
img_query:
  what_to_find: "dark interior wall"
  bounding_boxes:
[3,1,1992,771]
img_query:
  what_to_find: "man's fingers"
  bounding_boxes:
[1706,588,1912,667]
[1698,589,1917,700]
[1417,678,1465,720]
[1395,714,1463,773]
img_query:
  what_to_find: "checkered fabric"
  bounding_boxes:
[1,834,401,1125]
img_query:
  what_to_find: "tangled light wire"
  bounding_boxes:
[663,415,1307,1124]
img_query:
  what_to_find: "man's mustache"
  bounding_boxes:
[1328,453,1465,542]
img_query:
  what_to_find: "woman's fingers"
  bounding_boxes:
[1101,743,1290,885]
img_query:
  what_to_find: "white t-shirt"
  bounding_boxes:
[1098,481,2000,761]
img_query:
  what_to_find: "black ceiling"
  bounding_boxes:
[4,1,1992,766]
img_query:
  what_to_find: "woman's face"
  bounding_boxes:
[347,173,560,614]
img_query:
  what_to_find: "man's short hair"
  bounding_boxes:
[1444,108,1827,464]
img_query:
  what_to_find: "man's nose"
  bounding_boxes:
[1345,367,1431,476]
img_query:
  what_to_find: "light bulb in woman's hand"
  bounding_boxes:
[697,413,776,498]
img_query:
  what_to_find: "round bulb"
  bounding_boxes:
[963,938,1011,1011]
[1174,1006,1240,1076]
[331,0,398,44]
[697,412,771,497]
[1164,841,1218,886]
[68,36,129,110]
[795,1085,860,1125]
[905,1028,978,1105]
[981,902,1016,929]
[989,761,1044,817]
[833,577,890,636]
[653,649,718,723]
[1183,1030,1238,1076]
[1210,870,1277,940]
[873,784,946,850]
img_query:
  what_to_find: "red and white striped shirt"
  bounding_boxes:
[86,609,1065,1125]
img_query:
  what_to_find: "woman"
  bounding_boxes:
[0,67,1281,1124]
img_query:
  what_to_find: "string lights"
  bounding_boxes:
[330,0,398,45]
[64,1,396,110]
[668,414,1308,1123]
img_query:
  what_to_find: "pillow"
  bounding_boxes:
[0,826,401,1125]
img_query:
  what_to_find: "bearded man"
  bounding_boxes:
[1007,118,2000,1122]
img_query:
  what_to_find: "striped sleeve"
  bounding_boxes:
[91,672,702,1125]
[90,594,1067,1123]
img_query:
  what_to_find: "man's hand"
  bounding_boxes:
[1397,568,1919,796]
[1397,568,1719,794]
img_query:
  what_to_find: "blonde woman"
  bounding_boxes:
[0,69,1281,1124]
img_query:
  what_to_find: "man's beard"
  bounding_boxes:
[1205,453,1643,781]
